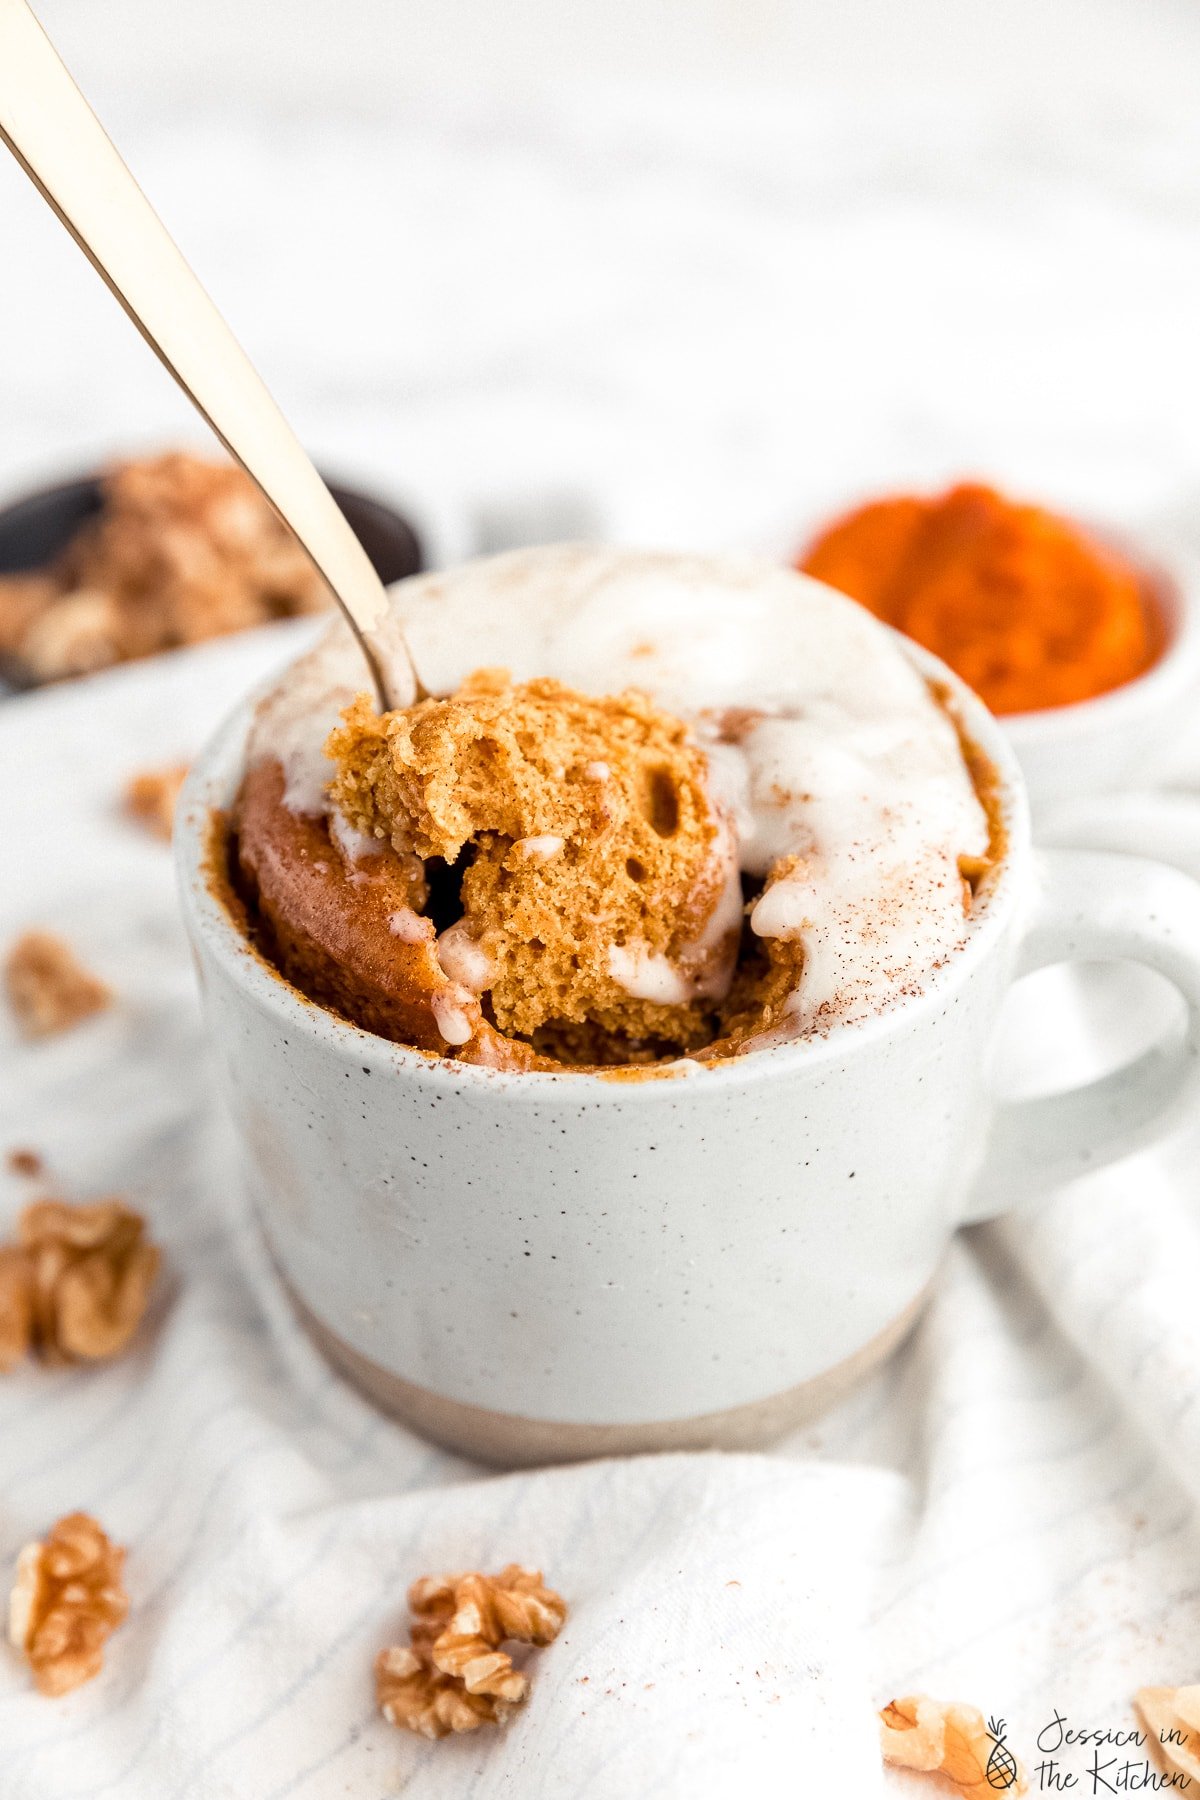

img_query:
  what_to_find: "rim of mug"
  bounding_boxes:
[176,634,1030,1100]
[1002,546,1200,741]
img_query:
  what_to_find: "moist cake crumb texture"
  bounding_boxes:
[327,669,739,1054]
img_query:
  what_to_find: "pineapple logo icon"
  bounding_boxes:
[985,1716,1019,1791]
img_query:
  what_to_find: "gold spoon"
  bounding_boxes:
[0,0,422,708]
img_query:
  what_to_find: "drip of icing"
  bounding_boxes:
[606,811,743,1009]
[680,809,744,999]
[437,921,496,992]
[388,908,432,944]
[329,806,382,865]
[431,989,475,1046]
[607,945,694,1006]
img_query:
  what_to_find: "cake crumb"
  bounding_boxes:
[124,763,190,840]
[4,933,112,1038]
[7,1149,43,1179]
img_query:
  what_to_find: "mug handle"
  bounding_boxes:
[963,847,1200,1224]
[1040,790,1200,883]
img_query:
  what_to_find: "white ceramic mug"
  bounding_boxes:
[176,647,1200,1466]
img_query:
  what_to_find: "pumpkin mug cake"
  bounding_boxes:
[179,546,1200,1462]
[231,547,998,1073]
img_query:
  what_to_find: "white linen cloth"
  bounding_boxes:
[1,625,1200,1798]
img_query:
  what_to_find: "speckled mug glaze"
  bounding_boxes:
[177,644,1200,1466]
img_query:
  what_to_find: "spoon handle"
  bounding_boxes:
[0,0,407,706]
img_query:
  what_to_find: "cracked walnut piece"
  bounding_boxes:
[1134,1686,1200,1786]
[376,1646,502,1739]
[8,1512,129,1696]
[123,763,190,840]
[880,1696,1027,1795]
[4,932,112,1038]
[6,1199,161,1366]
[376,1565,567,1739]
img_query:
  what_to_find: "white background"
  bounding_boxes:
[3,0,1200,564]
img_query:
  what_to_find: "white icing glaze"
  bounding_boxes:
[742,712,979,1028]
[515,833,565,862]
[246,546,989,1039]
[252,661,361,816]
[388,908,432,944]
[607,944,693,1005]
[678,811,744,1001]
[606,810,743,1009]
[437,920,496,992]
[329,806,382,865]
[431,989,475,1046]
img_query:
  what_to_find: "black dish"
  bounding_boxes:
[0,467,423,605]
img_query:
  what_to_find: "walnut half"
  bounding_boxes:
[377,1565,567,1739]
[15,1198,161,1365]
[8,1512,129,1696]
[375,1644,501,1739]
[880,1696,1027,1795]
